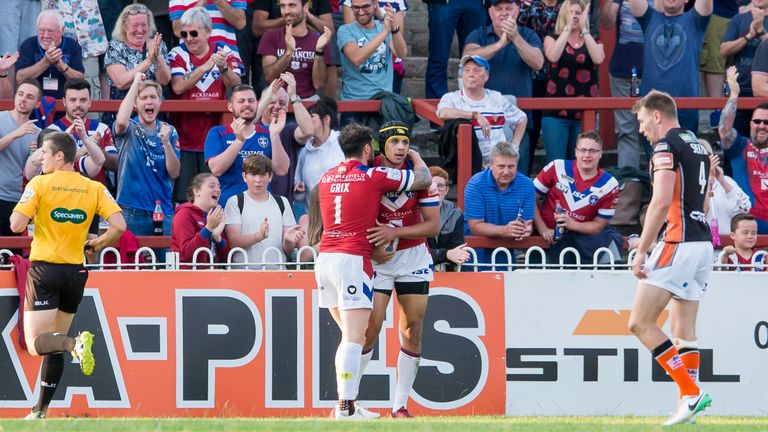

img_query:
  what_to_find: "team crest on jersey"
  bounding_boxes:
[19,188,34,204]
[337,166,347,174]
[257,137,269,148]
[589,194,599,206]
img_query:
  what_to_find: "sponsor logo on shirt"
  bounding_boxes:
[762,179,768,190]
[652,152,674,170]
[19,189,34,204]
[51,208,88,224]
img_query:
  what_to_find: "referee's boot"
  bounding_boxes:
[72,331,95,376]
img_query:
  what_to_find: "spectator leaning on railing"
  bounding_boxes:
[16,10,85,100]
[719,212,767,270]
[533,131,623,265]
[113,73,180,236]
[718,67,768,234]
[436,55,527,169]
[463,141,535,268]
[168,6,242,204]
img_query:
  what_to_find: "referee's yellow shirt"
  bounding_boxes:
[14,171,123,264]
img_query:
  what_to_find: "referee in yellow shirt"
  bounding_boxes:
[10,131,125,420]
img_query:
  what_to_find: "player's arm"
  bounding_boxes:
[9,211,31,233]
[86,211,127,252]
[405,149,432,191]
[367,204,440,247]
[637,169,676,254]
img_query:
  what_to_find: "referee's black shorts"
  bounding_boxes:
[25,262,89,313]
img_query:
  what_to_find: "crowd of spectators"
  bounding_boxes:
[0,0,767,269]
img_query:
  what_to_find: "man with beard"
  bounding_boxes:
[337,0,406,123]
[42,79,114,185]
[258,0,333,100]
[204,79,291,205]
[114,73,181,236]
[0,79,42,237]
[719,67,768,233]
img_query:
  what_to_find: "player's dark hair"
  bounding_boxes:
[631,90,677,119]
[308,97,339,130]
[576,130,603,148]
[731,213,756,233]
[64,78,91,96]
[242,153,273,176]
[44,131,77,164]
[186,172,217,203]
[339,123,373,159]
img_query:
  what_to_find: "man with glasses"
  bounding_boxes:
[719,67,768,234]
[16,10,85,99]
[337,0,407,124]
[532,130,623,265]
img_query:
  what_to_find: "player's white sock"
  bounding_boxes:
[392,348,420,412]
[335,342,363,400]
[355,348,374,390]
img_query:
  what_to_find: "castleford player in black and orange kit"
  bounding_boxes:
[10,132,125,419]
[629,91,713,425]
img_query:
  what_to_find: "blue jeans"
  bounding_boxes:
[425,0,488,99]
[122,206,174,264]
[542,116,580,163]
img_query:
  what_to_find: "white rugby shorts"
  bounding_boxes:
[644,241,713,301]
[315,252,374,310]
[373,243,434,291]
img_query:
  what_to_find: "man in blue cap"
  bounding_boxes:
[463,0,543,175]
[437,54,527,167]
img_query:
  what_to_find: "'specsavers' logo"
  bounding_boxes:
[51,208,88,224]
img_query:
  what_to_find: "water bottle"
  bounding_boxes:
[630,68,640,97]
[723,81,730,98]
[152,200,164,236]
[554,200,564,241]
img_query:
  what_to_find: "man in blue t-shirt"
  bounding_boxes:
[204,82,290,206]
[337,0,407,109]
[630,0,712,133]
[463,141,535,267]
[16,10,85,100]
[463,0,544,99]
[113,73,181,236]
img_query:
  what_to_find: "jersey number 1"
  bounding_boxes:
[333,195,342,224]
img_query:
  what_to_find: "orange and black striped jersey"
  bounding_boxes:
[650,128,712,243]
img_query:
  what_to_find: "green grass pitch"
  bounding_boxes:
[2,416,768,431]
